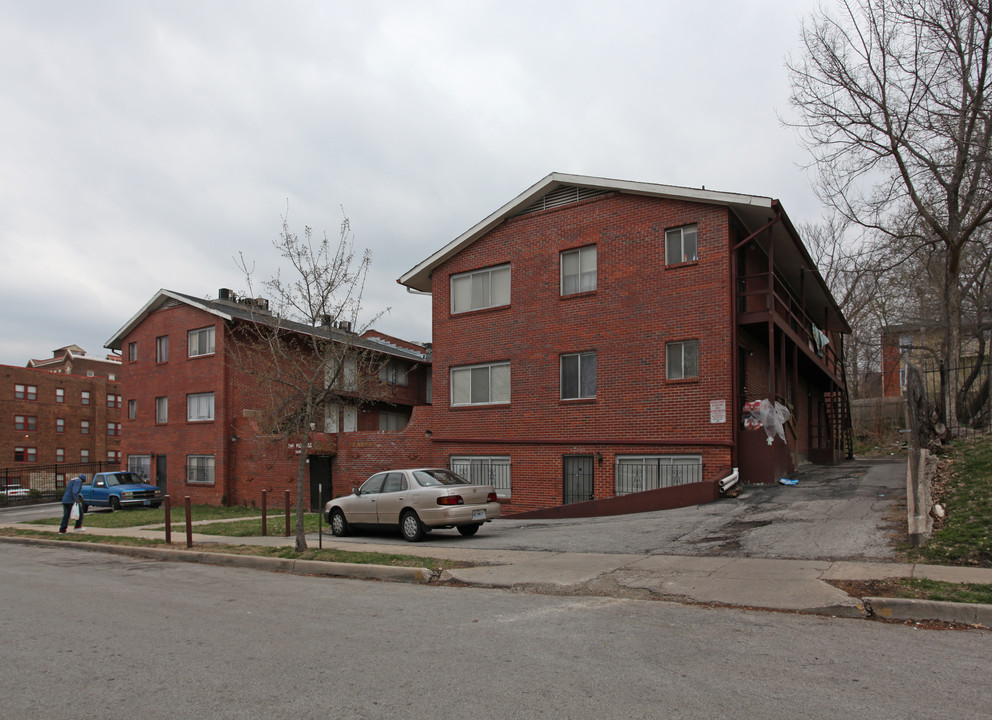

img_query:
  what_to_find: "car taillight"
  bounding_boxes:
[487,492,498,503]
[436,495,464,506]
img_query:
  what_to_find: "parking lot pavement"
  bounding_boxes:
[327,458,908,561]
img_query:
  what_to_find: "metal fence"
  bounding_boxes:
[909,358,992,439]
[615,460,702,496]
[0,461,117,506]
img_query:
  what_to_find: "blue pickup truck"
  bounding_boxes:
[79,471,163,512]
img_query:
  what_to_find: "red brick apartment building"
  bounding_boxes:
[395,173,852,514]
[1,346,122,496]
[105,289,431,507]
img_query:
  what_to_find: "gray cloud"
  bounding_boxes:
[0,0,822,365]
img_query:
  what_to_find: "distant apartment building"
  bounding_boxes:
[1,346,122,495]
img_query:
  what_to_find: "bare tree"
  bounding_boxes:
[787,0,992,399]
[234,212,385,552]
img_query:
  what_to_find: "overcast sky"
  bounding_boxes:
[0,0,825,367]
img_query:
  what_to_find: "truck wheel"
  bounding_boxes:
[110,496,121,512]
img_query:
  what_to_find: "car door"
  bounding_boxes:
[88,476,111,505]
[349,473,385,525]
[374,472,409,526]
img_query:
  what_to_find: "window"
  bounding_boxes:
[14,447,37,462]
[561,352,597,399]
[187,392,215,421]
[128,399,137,419]
[107,422,121,436]
[128,342,138,362]
[56,388,65,403]
[615,455,702,495]
[188,326,215,357]
[80,420,90,435]
[81,391,90,406]
[561,246,597,295]
[128,455,151,481]
[450,456,512,498]
[56,448,65,463]
[187,455,215,485]
[379,412,408,432]
[107,393,117,408]
[108,450,121,464]
[15,416,37,431]
[380,360,409,386]
[156,396,168,424]
[56,418,65,433]
[666,340,699,380]
[451,265,510,314]
[156,335,169,363]
[15,384,37,401]
[665,224,698,264]
[451,362,510,406]
[80,449,90,463]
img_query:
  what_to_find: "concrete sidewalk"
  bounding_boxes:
[3,521,991,627]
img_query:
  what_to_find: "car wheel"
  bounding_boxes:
[109,496,121,512]
[457,523,481,537]
[400,511,425,542]
[329,509,349,537]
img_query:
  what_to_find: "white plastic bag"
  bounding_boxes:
[69,502,80,521]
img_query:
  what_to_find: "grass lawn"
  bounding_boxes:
[901,435,992,568]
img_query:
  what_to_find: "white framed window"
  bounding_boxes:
[325,404,340,433]
[188,326,215,357]
[665,224,698,264]
[128,455,151,481]
[450,456,512,498]
[451,362,510,406]
[561,245,597,295]
[615,455,702,495]
[187,455,215,485]
[379,411,408,431]
[342,406,358,432]
[666,340,699,380]
[156,396,168,424]
[451,264,510,314]
[128,399,137,419]
[187,392,215,421]
[156,335,169,363]
[128,342,138,362]
[561,351,597,399]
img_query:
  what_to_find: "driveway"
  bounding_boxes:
[331,458,907,561]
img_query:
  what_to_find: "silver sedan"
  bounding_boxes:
[324,468,501,542]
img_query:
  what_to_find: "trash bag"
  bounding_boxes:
[69,502,80,521]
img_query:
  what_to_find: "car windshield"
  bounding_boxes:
[412,469,470,487]
[106,473,142,486]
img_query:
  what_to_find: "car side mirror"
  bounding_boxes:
[352,487,361,496]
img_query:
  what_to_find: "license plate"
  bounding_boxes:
[472,509,486,521]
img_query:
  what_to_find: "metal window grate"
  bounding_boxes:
[516,186,608,216]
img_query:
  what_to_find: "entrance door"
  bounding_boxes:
[156,455,167,494]
[563,456,594,504]
[308,455,333,512]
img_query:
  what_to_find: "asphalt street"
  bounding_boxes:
[2,542,988,720]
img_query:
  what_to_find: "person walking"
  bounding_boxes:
[59,473,86,533]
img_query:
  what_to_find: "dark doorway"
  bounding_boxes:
[156,455,167,494]
[308,456,333,512]
[563,455,594,504]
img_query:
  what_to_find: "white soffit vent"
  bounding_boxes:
[515,185,609,216]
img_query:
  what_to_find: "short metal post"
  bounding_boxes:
[261,489,268,536]
[184,496,192,549]
[318,483,322,550]
[284,490,291,537]
[164,495,171,545]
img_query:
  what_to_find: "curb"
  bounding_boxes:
[0,535,432,584]
[865,597,992,627]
